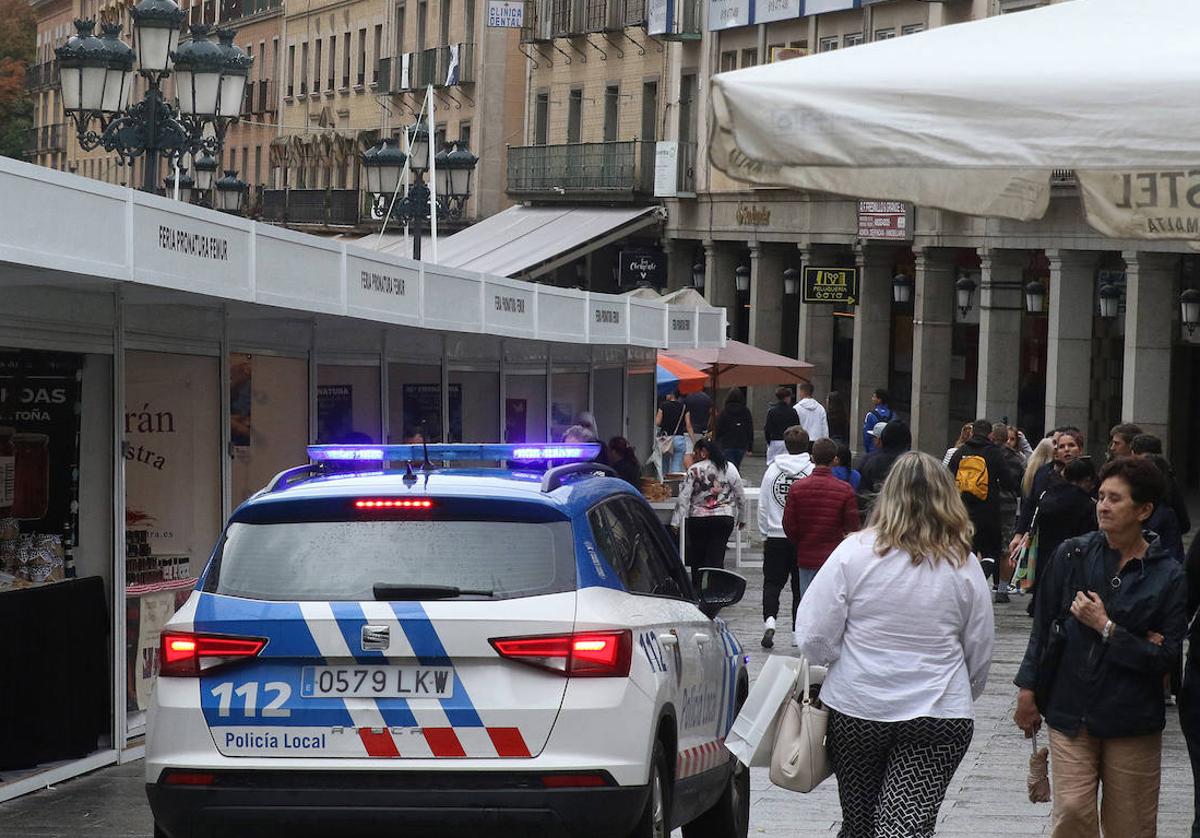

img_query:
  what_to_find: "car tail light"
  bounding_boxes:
[160,631,267,677]
[489,630,631,677]
[355,498,433,509]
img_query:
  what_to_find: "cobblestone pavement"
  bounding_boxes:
[2,541,1195,836]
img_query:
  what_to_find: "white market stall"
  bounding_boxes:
[709,0,1200,241]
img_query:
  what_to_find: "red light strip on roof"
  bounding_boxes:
[355,499,434,509]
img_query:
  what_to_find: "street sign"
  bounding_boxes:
[619,248,668,288]
[653,141,678,198]
[857,200,912,241]
[487,0,525,28]
[802,267,858,304]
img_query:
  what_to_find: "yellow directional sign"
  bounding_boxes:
[802,267,858,304]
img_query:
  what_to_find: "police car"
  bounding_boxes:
[146,443,750,838]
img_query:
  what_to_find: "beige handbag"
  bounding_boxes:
[768,658,832,793]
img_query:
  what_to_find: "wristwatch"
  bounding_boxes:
[1102,620,1115,643]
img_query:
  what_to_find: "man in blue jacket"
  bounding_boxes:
[860,388,894,454]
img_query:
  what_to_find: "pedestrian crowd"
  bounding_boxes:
[660,377,1200,838]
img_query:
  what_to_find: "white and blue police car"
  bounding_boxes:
[146,443,750,838]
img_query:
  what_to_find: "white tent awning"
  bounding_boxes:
[379,204,663,279]
[709,0,1200,239]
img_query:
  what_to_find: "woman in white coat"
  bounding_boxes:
[795,451,995,838]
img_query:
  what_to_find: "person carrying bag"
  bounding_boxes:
[769,657,832,793]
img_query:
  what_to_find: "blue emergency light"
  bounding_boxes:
[306,443,602,464]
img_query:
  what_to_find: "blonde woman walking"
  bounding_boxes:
[795,451,995,838]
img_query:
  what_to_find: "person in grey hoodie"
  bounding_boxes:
[757,425,814,649]
[794,381,829,442]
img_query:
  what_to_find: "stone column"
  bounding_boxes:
[910,248,956,455]
[748,243,785,417]
[703,240,741,318]
[1122,250,1177,444]
[1045,249,1098,434]
[796,245,835,398]
[851,244,895,458]
[976,249,1026,424]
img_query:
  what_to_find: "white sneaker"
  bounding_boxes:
[761,617,776,649]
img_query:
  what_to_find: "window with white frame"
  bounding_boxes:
[818,36,838,52]
[873,27,894,41]
[843,31,863,47]
[900,23,925,35]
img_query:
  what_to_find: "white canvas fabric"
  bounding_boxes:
[709,0,1200,234]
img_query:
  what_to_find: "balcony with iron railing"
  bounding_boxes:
[259,188,363,226]
[26,123,65,155]
[507,140,655,200]
[438,43,475,85]
[677,141,697,195]
[24,62,59,91]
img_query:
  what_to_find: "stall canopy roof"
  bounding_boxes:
[709,0,1200,240]
[665,342,815,388]
[363,204,663,279]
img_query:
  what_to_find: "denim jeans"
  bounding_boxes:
[666,434,688,474]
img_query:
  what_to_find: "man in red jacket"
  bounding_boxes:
[782,438,860,645]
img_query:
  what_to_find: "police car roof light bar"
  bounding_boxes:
[306,443,603,464]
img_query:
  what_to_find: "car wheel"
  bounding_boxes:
[680,754,749,838]
[627,739,671,838]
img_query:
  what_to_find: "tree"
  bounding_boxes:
[0,0,36,161]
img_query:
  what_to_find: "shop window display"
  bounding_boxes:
[0,349,111,777]
[124,351,221,736]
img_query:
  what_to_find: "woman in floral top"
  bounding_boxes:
[671,439,747,584]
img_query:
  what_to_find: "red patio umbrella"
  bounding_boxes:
[664,341,815,389]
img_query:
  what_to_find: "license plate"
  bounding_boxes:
[300,666,455,699]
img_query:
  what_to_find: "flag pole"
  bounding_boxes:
[427,84,438,264]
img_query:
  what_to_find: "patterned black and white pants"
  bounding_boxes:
[827,709,973,838]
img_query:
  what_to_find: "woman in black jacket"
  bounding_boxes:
[713,389,753,468]
[1014,456,1187,837]
[1026,456,1097,612]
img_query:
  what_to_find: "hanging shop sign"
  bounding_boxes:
[619,248,668,288]
[709,0,751,30]
[857,200,913,241]
[802,267,858,304]
[654,141,679,198]
[486,0,525,27]
[756,0,803,25]
[647,0,671,35]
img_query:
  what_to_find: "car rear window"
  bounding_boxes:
[206,519,577,601]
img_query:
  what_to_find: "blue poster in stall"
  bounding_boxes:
[401,384,462,443]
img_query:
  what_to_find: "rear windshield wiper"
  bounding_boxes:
[373,583,495,601]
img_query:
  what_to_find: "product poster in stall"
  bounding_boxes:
[124,371,198,558]
[316,384,354,442]
[127,587,191,712]
[229,353,253,447]
[0,350,82,585]
[401,384,462,442]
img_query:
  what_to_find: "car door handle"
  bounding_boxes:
[660,634,679,647]
[693,634,709,646]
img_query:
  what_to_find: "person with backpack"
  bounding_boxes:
[860,387,894,455]
[714,388,754,468]
[948,419,1021,602]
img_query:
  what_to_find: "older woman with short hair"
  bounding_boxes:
[795,451,994,838]
[1014,456,1187,838]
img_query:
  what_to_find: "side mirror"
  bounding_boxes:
[695,568,747,619]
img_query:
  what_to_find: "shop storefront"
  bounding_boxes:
[0,156,725,802]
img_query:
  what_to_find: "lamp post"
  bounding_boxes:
[192,151,217,200]
[691,263,705,291]
[1024,279,1046,314]
[214,169,248,213]
[1181,288,1200,335]
[163,166,193,203]
[892,273,913,305]
[361,127,477,262]
[1098,283,1121,319]
[734,265,750,294]
[56,4,252,198]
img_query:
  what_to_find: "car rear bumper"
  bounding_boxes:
[146,770,648,838]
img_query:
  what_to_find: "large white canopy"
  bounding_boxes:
[710,0,1200,240]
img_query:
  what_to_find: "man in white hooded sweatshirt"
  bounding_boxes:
[757,425,813,648]
[793,381,829,443]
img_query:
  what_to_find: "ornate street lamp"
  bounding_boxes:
[691,263,706,290]
[163,166,193,203]
[1180,288,1200,335]
[955,272,977,316]
[783,267,799,296]
[1024,279,1046,314]
[214,169,248,213]
[192,151,217,193]
[1098,283,1121,319]
[361,128,475,261]
[734,265,750,294]
[892,272,913,304]
[56,2,252,198]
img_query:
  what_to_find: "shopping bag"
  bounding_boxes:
[725,655,824,767]
[645,443,664,482]
[769,657,832,793]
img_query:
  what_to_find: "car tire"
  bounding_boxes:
[627,739,671,838]
[681,685,750,838]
